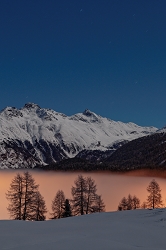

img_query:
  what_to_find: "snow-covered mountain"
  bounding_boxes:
[0,103,157,169]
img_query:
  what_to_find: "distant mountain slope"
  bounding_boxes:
[75,140,129,162]
[0,103,157,169]
[40,157,97,171]
[105,132,166,170]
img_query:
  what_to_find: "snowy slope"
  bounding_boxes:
[0,103,157,168]
[1,209,166,250]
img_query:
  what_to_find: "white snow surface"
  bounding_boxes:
[0,103,157,147]
[0,103,157,166]
[157,127,166,133]
[1,209,166,250]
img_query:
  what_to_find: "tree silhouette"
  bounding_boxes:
[6,173,23,220]
[93,195,105,212]
[71,175,105,215]
[62,199,72,218]
[146,179,163,209]
[118,197,128,211]
[85,177,97,214]
[132,195,140,209]
[50,190,65,219]
[141,201,147,209]
[126,194,133,210]
[22,172,39,220]
[71,175,87,215]
[6,172,42,220]
[33,191,47,221]
[118,194,140,211]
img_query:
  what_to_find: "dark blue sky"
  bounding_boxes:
[0,0,166,128]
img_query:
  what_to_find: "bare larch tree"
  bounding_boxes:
[50,190,65,219]
[146,179,163,209]
[6,173,23,220]
[6,172,46,220]
[33,191,47,221]
[71,175,105,215]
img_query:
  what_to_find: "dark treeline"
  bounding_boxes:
[118,179,163,211]
[37,157,127,172]
[6,172,47,221]
[6,172,105,221]
[37,157,166,172]
[6,173,164,221]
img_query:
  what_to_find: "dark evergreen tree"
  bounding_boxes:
[62,199,72,218]
[146,179,163,209]
[50,190,65,219]
[33,191,47,221]
[6,173,23,220]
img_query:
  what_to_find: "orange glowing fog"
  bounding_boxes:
[0,169,166,219]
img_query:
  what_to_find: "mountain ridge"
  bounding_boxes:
[0,103,158,169]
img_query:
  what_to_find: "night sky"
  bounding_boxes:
[0,0,166,128]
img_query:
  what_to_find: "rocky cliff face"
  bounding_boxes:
[0,103,157,169]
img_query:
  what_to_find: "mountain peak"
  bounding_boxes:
[23,103,41,110]
[0,106,23,118]
[83,109,96,117]
[82,109,101,123]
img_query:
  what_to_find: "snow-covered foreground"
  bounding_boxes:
[1,209,166,250]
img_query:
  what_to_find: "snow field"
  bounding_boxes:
[1,209,166,250]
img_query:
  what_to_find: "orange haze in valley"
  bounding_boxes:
[0,169,166,219]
